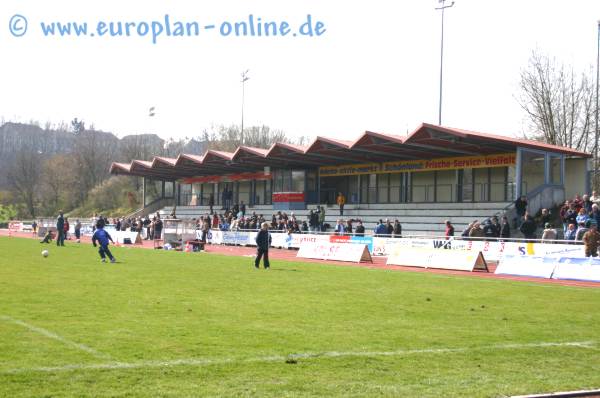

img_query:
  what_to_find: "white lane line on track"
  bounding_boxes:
[0,315,111,360]
[1,340,595,374]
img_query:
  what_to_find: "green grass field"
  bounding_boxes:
[1,236,599,397]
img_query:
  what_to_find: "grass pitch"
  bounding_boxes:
[0,236,599,397]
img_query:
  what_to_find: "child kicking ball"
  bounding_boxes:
[92,221,117,263]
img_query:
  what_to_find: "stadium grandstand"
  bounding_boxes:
[110,123,591,235]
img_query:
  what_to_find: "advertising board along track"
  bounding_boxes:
[386,246,488,272]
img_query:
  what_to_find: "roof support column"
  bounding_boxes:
[515,148,523,199]
[586,156,591,196]
[143,177,147,207]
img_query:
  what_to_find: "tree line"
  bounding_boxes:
[1,121,308,219]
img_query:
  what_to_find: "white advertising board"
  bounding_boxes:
[552,257,600,282]
[386,247,487,272]
[378,237,586,262]
[494,255,558,279]
[297,242,372,263]
[112,231,142,244]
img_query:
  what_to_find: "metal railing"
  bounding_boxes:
[319,183,517,205]
[203,227,585,245]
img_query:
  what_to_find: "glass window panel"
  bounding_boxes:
[550,155,562,184]
[390,173,402,203]
[377,174,389,203]
[520,150,545,194]
[292,170,305,192]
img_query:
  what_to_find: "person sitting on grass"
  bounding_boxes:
[39,230,53,244]
[92,221,117,264]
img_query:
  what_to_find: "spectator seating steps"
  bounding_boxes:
[159,202,511,236]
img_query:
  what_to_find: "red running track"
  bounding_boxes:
[2,229,599,288]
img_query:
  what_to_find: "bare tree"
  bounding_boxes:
[203,124,310,152]
[40,155,76,215]
[71,118,85,134]
[7,151,42,217]
[72,129,119,203]
[518,50,597,152]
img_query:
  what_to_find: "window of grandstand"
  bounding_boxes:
[549,154,563,184]
[291,170,305,192]
[520,150,545,194]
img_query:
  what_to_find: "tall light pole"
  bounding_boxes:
[595,20,600,186]
[435,0,455,126]
[240,69,250,145]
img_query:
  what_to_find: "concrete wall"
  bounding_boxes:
[565,158,588,198]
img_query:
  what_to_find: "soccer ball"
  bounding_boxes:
[76,239,81,243]
[42,250,49,258]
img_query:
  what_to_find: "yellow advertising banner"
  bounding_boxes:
[319,153,516,177]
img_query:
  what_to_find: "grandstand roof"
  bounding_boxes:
[110,123,591,180]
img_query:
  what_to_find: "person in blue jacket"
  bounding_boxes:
[92,221,117,263]
[374,219,387,237]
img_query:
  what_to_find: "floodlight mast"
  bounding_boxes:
[435,0,455,126]
[241,70,250,145]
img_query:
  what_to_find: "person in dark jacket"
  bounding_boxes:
[74,219,82,241]
[483,218,501,240]
[254,222,272,269]
[355,220,365,236]
[345,219,353,235]
[393,220,402,238]
[539,208,551,229]
[514,195,528,225]
[92,221,116,263]
[153,213,163,240]
[208,193,215,214]
[40,230,53,244]
[221,188,228,210]
[444,220,454,239]
[308,210,318,232]
[519,214,537,241]
[56,212,65,246]
[386,220,394,236]
[563,203,578,231]
[500,216,511,239]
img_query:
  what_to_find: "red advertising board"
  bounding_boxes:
[182,172,270,184]
[272,192,305,202]
[329,235,350,243]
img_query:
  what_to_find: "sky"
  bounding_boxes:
[1,0,599,142]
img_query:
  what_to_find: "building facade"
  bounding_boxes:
[111,123,591,213]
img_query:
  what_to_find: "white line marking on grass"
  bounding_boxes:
[1,340,595,375]
[0,315,111,360]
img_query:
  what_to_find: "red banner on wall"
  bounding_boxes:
[329,235,350,243]
[272,192,305,202]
